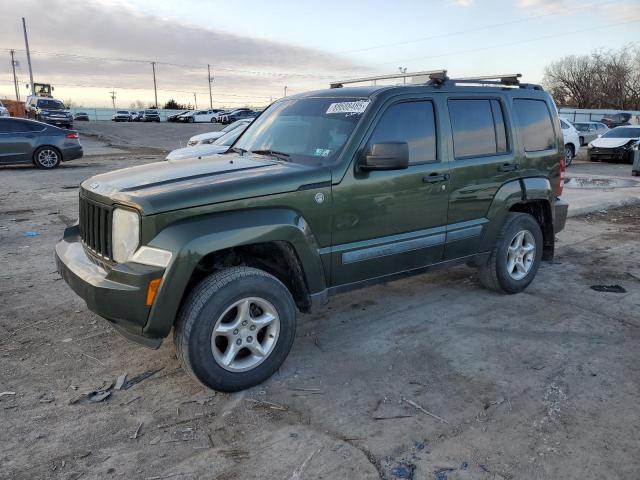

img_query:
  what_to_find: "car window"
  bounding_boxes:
[513,99,555,152]
[448,99,508,158]
[560,119,569,129]
[0,119,42,133]
[367,100,437,164]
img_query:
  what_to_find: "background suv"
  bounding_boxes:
[26,97,73,129]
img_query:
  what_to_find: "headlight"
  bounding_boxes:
[112,208,140,263]
[201,138,216,144]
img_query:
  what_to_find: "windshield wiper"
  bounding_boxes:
[250,149,291,162]
[231,147,247,155]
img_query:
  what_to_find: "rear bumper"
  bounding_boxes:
[55,224,165,348]
[554,198,569,234]
[62,145,83,161]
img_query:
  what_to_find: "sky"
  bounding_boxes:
[0,0,639,108]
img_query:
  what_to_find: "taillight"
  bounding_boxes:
[66,132,79,139]
[558,157,566,196]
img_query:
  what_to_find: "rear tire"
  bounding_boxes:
[579,136,584,146]
[564,145,574,167]
[478,213,543,294]
[174,267,297,392]
[33,146,61,169]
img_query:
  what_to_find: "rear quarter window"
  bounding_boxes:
[513,99,556,152]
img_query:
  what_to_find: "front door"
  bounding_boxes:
[330,99,450,287]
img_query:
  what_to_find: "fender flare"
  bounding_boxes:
[143,208,326,338]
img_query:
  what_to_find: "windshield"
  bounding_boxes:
[234,97,368,164]
[37,99,65,110]
[117,111,128,114]
[216,125,248,146]
[602,127,640,139]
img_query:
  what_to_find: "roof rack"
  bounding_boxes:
[330,70,447,88]
[450,73,523,86]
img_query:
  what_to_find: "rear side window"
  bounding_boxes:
[513,99,555,152]
[448,99,508,159]
[367,101,437,164]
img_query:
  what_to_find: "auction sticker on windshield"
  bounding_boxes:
[326,100,370,115]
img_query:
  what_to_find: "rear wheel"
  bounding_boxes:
[478,213,543,294]
[33,146,61,169]
[564,145,574,167]
[174,267,297,392]
[579,136,584,146]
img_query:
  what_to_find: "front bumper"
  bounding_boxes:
[554,198,569,234]
[55,224,165,348]
[588,148,633,163]
[43,117,72,126]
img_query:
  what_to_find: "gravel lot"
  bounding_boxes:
[1,136,639,480]
[75,121,225,152]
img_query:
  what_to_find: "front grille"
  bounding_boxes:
[79,196,112,260]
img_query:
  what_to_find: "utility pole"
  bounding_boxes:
[109,91,116,110]
[193,92,197,109]
[22,17,34,97]
[207,64,213,109]
[151,62,158,108]
[10,50,20,101]
[283,86,287,97]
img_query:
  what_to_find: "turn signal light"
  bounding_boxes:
[146,278,162,306]
[558,157,566,196]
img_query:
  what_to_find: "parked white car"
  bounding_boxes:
[560,118,580,166]
[0,100,9,117]
[588,126,640,163]
[167,122,249,161]
[180,109,224,123]
[186,119,252,146]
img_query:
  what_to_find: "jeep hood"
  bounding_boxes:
[165,144,229,161]
[81,153,331,214]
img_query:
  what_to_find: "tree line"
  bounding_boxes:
[543,44,640,110]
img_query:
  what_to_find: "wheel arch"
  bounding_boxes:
[142,208,327,338]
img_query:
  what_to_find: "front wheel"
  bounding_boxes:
[174,267,297,392]
[188,117,194,123]
[478,213,543,294]
[33,146,61,169]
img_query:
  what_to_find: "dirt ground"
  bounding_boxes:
[1,149,639,480]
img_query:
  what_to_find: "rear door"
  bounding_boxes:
[442,95,519,259]
[0,119,36,163]
[330,97,450,286]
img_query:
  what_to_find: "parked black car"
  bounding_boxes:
[167,110,190,122]
[74,112,90,121]
[25,97,73,129]
[142,110,161,122]
[0,117,83,168]
[220,109,256,125]
[600,112,632,128]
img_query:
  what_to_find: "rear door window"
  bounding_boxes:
[513,99,556,152]
[367,100,437,164]
[448,99,508,158]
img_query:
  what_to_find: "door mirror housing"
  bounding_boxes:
[360,142,409,171]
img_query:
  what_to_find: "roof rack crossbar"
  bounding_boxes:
[450,73,522,86]
[330,69,447,88]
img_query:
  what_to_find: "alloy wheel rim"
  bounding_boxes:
[210,297,280,372]
[38,149,58,168]
[506,230,536,280]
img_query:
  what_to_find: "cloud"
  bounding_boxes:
[0,0,361,104]
[449,0,475,6]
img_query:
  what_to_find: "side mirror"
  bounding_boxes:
[361,142,409,171]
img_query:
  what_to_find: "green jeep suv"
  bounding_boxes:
[56,72,568,391]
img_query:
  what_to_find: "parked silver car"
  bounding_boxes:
[572,122,608,146]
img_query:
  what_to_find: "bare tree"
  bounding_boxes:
[543,44,640,110]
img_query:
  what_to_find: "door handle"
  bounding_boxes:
[423,173,450,183]
[498,163,518,172]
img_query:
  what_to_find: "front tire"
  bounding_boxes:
[33,146,61,169]
[478,213,543,294]
[174,267,297,392]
